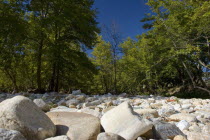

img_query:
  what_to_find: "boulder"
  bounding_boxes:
[189,124,201,132]
[83,100,101,107]
[134,109,159,118]
[85,97,97,102]
[76,95,86,101]
[0,128,26,140]
[57,99,67,106]
[45,135,70,140]
[150,103,163,109]
[153,121,186,139]
[169,113,197,122]
[158,106,176,117]
[101,101,153,140]
[102,106,115,114]
[69,105,76,108]
[0,96,56,140]
[79,108,102,118]
[174,104,182,111]
[33,98,50,112]
[202,124,210,134]
[184,131,210,140]
[65,99,80,106]
[65,94,75,100]
[173,135,187,140]
[50,106,78,112]
[195,110,210,119]
[72,90,81,95]
[47,112,100,140]
[118,93,127,97]
[176,120,190,131]
[182,104,192,109]
[97,132,125,140]
[136,137,144,140]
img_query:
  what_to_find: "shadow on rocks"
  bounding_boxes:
[56,125,69,135]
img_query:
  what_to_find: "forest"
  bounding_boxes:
[0,0,210,98]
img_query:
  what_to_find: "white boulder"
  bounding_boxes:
[0,96,56,140]
[101,102,153,140]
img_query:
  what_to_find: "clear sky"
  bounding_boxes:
[93,0,151,40]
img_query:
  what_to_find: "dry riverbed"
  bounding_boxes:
[0,90,209,140]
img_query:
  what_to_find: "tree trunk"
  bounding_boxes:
[55,64,59,92]
[114,58,117,94]
[37,38,43,91]
[48,63,56,91]
[4,69,18,93]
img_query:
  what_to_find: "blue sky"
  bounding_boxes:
[93,0,151,40]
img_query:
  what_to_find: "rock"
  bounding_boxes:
[76,103,83,109]
[118,93,127,97]
[153,121,186,139]
[97,132,125,140]
[195,110,210,119]
[173,104,181,111]
[72,90,85,95]
[134,109,159,118]
[181,99,191,104]
[85,97,97,102]
[105,101,113,107]
[50,106,78,112]
[76,95,86,101]
[169,113,197,122]
[173,135,187,140]
[102,106,115,114]
[69,104,76,108]
[148,98,155,103]
[183,131,210,140]
[140,128,153,139]
[176,120,190,131]
[0,96,56,140]
[84,100,101,107]
[57,99,66,106]
[47,112,100,140]
[66,99,80,106]
[65,94,75,100]
[189,124,201,132]
[132,98,142,106]
[158,106,176,117]
[202,124,210,134]
[182,104,192,109]
[150,103,163,109]
[136,137,145,140]
[112,100,122,106]
[101,102,153,140]
[45,135,70,140]
[79,108,102,118]
[33,98,50,112]
[180,108,194,113]
[0,128,26,140]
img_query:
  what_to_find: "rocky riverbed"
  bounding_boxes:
[0,90,209,140]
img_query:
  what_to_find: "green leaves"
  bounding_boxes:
[0,0,99,92]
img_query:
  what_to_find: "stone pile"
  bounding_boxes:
[0,90,209,140]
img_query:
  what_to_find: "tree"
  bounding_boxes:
[0,0,99,93]
[144,0,210,94]
[92,35,112,93]
[102,22,122,94]
[44,0,99,92]
[0,0,28,92]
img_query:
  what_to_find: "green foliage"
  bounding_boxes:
[0,0,99,92]
[91,35,113,93]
